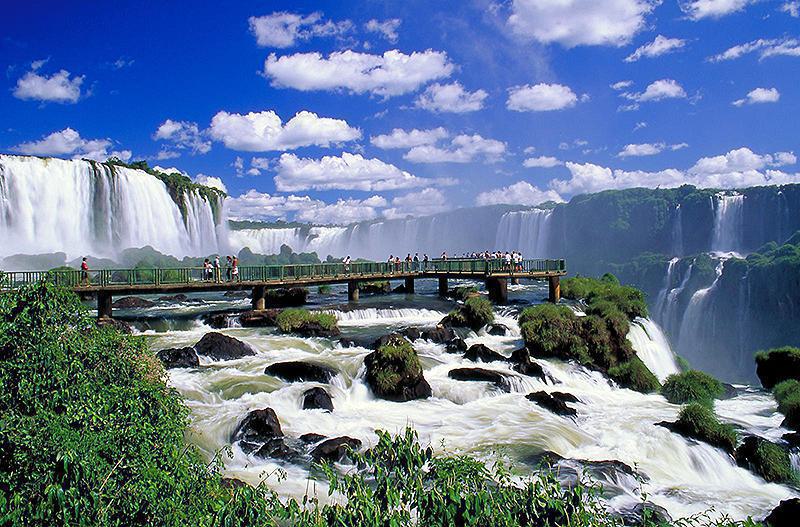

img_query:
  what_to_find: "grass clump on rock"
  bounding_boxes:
[734,436,797,484]
[671,403,738,453]
[443,296,495,331]
[608,356,660,393]
[275,308,339,336]
[661,370,724,407]
[561,273,648,320]
[773,379,800,430]
[364,335,431,401]
[755,346,800,390]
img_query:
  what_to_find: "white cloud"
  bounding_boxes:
[383,188,448,219]
[297,196,386,224]
[523,156,562,168]
[263,49,454,97]
[415,82,488,113]
[680,0,752,20]
[248,12,352,48]
[365,19,401,42]
[732,87,780,107]
[506,83,579,112]
[621,79,687,103]
[193,174,227,193]
[13,128,126,161]
[610,80,633,90]
[274,152,426,191]
[634,121,648,131]
[690,147,795,174]
[708,37,800,62]
[153,119,211,154]
[227,190,324,221]
[209,110,360,152]
[370,127,449,149]
[508,0,658,48]
[404,134,506,164]
[13,61,84,104]
[618,142,688,157]
[476,181,564,206]
[782,2,800,17]
[625,35,686,62]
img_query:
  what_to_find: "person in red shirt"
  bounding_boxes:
[80,257,89,285]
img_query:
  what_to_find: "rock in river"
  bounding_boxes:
[194,332,255,361]
[265,361,337,383]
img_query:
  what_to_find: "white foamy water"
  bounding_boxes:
[711,193,744,254]
[326,307,448,326]
[628,318,681,382]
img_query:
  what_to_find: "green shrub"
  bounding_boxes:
[317,284,332,295]
[519,305,589,364]
[755,347,800,389]
[365,336,423,395]
[661,370,724,407]
[561,275,648,320]
[450,286,478,301]
[674,403,738,453]
[608,357,661,393]
[462,296,494,329]
[735,437,796,483]
[773,379,800,430]
[275,308,337,333]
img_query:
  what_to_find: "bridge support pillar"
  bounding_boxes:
[548,276,561,303]
[348,281,360,302]
[404,277,415,294]
[252,285,267,311]
[486,277,508,304]
[438,277,448,296]
[97,291,113,320]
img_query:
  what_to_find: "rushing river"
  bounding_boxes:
[116,280,796,521]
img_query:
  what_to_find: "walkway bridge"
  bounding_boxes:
[0,258,567,319]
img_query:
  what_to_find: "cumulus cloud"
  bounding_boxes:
[274,152,426,191]
[248,12,352,48]
[365,18,401,42]
[227,190,324,221]
[624,35,686,62]
[508,0,658,48]
[708,37,800,62]
[297,196,387,224]
[782,2,800,17]
[404,134,506,163]
[153,119,211,154]
[208,110,360,152]
[619,79,687,110]
[732,87,780,107]
[13,60,84,104]
[476,181,564,206]
[617,142,688,157]
[13,128,128,161]
[383,188,448,219]
[414,82,488,113]
[370,127,449,149]
[610,80,634,90]
[193,174,227,193]
[680,0,753,20]
[263,49,454,97]
[523,156,562,168]
[506,83,580,112]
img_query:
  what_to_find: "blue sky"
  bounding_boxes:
[2,0,799,224]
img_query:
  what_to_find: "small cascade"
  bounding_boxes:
[325,307,447,325]
[653,258,679,322]
[627,318,681,382]
[657,261,694,337]
[671,205,684,256]
[676,259,726,359]
[711,193,744,254]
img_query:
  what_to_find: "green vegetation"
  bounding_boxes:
[673,403,738,453]
[371,336,422,393]
[561,273,648,320]
[449,285,478,301]
[317,284,333,295]
[228,219,310,231]
[735,437,797,484]
[661,370,725,407]
[445,296,495,331]
[608,356,661,393]
[755,346,800,390]
[773,379,800,430]
[275,308,337,333]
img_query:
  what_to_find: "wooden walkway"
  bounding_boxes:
[1,258,567,318]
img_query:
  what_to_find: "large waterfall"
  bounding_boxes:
[0,155,227,262]
[494,209,553,257]
[710,193,744,254]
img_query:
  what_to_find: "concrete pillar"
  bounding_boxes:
[486,277,508,304]
[548,276,561,303]
[252,285,266,311]
[97,291,113,320]
[348,281,360,302]
[438,277,448,296]
[404,277,415,294]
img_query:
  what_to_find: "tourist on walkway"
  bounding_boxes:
[231,256,239,282]
[213,255,221,282]
[413,253,420,271]
[80,257,89,286]
[423,254,429,271]
[203,259,212,281]
[344,255,351,273]
[226,256,232,281]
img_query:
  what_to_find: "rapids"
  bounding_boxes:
[128,281,797,521]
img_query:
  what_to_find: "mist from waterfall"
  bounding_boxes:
[494,209,553,257]
[0,155,227,261]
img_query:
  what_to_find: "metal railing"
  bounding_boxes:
[0,258,566,291]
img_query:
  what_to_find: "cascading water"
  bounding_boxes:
[655,260,694,338]
[494,209,553,257]
[0,155,227,261]
[711,193,745,254]
[671,204,684,256]
[676,259,726,367]
[627,317,681,382]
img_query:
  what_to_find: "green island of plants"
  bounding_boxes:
[443,295,495,331]
[275,308,337,333]
[661,370,725,407]
[773,379,800,430]
[672,403,739,453]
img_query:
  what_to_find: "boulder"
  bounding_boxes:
[338,337,358,348]
[420,326,456,343]
[372,332,407,350]
[220,478,249,490]
[231,408,283,453]
[764,498,800,527]
[291,320,341,338]
[204,313,232,329]
[156,347,199,369]
[509,347,547,381]
[618,502,672,527]
[392,284,408,294]
[253,438,301,461]
[112,296,155,309]
[364,335,431,402]
[96,317,133,334]
[239,309,278,327]
[224,290,249,298]
[550,391,581,404]
[463,343,506,363]
[445,337,468,353]
[756,347,800,390]
[158,293,188,302]
[487,323,510,336]
[194,332,255,361]
[311,436,362,463]
[360,281,391,295]
[529,451,646,482]
[302,387,334,412]
[782,431,800,448]
[734,435,794,483]
[398,327,422,341]
[300,433,327,444]
[448,367,511,392]
[265,287,308,307]
[265,361,337,383]
[526,391,577,417]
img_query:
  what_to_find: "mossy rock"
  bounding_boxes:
[662,403,737,453]
[441,296,494,331]
[364,335,431,402]
[275,309,339,337]
[661,370,724,407]
[756,347,800,390]
[561,274,648,320]
[734,435,797,483]
[608,357,660,393]
[773,379,800,430]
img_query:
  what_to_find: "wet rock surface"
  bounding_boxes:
[302,387,334,412]
[463,343,506,363]
[526,391,578,417]
[448,367,511,392]
[194,332,255,361]
[156,346,199,369]
[310,436,362,463]
[265,361,337,383]
[112,296,155,309]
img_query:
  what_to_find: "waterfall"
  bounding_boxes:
[494,209,553,257]
[655,261,694,337]
[653,258,679,323]
[676,259,726,364]
[0,155,227,262]
[628,317,681,382]
[711,194,744,254]
[671,205,684,256]
[229,227,307,255]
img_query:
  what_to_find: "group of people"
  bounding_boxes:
[379,250,525,272]
[202,255,239,282]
